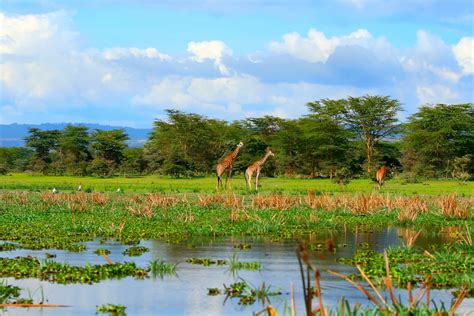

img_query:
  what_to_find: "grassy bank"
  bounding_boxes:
[1,173,473,195]
[0,191,472,249]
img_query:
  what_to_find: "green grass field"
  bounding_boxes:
[1,173,473,196]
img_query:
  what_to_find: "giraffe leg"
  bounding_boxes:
[225,167,232,189]
[255,170,260,191]
[246,171,252,190]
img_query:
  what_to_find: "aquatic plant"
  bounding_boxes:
[219,280,282,305]
[185,257,227,266]
[288,243,469,316]
[0,256,149,284]
[94,248,111,256]
[96,304,126,315]
[122,246,149,257]
[228,254,261,271]
[0,243,18,251]
[148,259,177,278]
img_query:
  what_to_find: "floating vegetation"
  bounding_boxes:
[207,288,220,296]
[212,281,282,305]
[96,304,127,315]
[122,246,149,257]
[148,259,177,279]
[94,248,111,256]
[337,244,473,289]
[0,282,21,304]
[233,243,251,250]
[228,254,261,271]
[186,258,227,266]
[0,256,149,284]
[0,243,18,251]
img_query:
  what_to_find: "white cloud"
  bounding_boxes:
[102,47,171,61]
[268,28,390,63]
[453,37,474,74]
[416,85,459,105]
[132,74,362,119]
[0,10,472,125]
[187,40,232,74]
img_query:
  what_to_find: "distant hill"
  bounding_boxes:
[0,123,152,148]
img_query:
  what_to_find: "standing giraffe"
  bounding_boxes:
[375,166,390,190]
[216,141,244,189]
[245,150,274,190]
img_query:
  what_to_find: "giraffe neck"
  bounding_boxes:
[229,146,241,161]
[257,152,272,166]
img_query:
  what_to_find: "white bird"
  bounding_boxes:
[78,185,82,191]
[116,188,121,193]
[52,188,57,194]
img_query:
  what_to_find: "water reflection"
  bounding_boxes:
[1,226,472,315]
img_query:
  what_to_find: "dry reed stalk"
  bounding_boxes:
[327,269,383,309]
[147,193,181,208]
[91,192,109,205]
[356,265,387,307]
[0,304,70,308]
[252,194,300,210]
[383,250,399,307]
[347,194,384,215]
[230,209,239,222]
[314,269,326,316]
[198,193,224,206]
[408,275,432,310]
[40,192,59,204]
[407,282,413,304]
[177,210,195,223]
[102,254,113,264]
[291,282,295,316]
[448,284,468,316]
[117,222,125,240]
[423,250,435,260]
[437,195,470,219]
[399,229,421,247]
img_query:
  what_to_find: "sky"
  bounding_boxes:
[0,0,473,127]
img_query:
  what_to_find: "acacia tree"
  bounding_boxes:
[89,129,129,176]
[24,128,61,173]
[344,95,402,172]
[145,110,227,175]
[56,124,91,175]
[401,103,474,177]
[305,99,353,177]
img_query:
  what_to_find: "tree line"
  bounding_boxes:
[1,96,472,180]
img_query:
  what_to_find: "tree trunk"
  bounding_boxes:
[366,138,374,173]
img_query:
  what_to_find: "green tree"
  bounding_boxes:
[145,110,228,176]
[401,103,474,177]
[0,147,33,172]
[344,95,402,172]
[24,128,61,173]
[90,129,129,175]
[305,99,353,177]
[121,148,148,175]
[56,124,91,175]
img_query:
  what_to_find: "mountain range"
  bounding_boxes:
[0,123,152,148]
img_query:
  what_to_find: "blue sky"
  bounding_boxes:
[1,0,473,127]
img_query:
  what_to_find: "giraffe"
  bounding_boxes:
[375,166,390,190]
[216,141,244,189]
[245,150,274,190]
